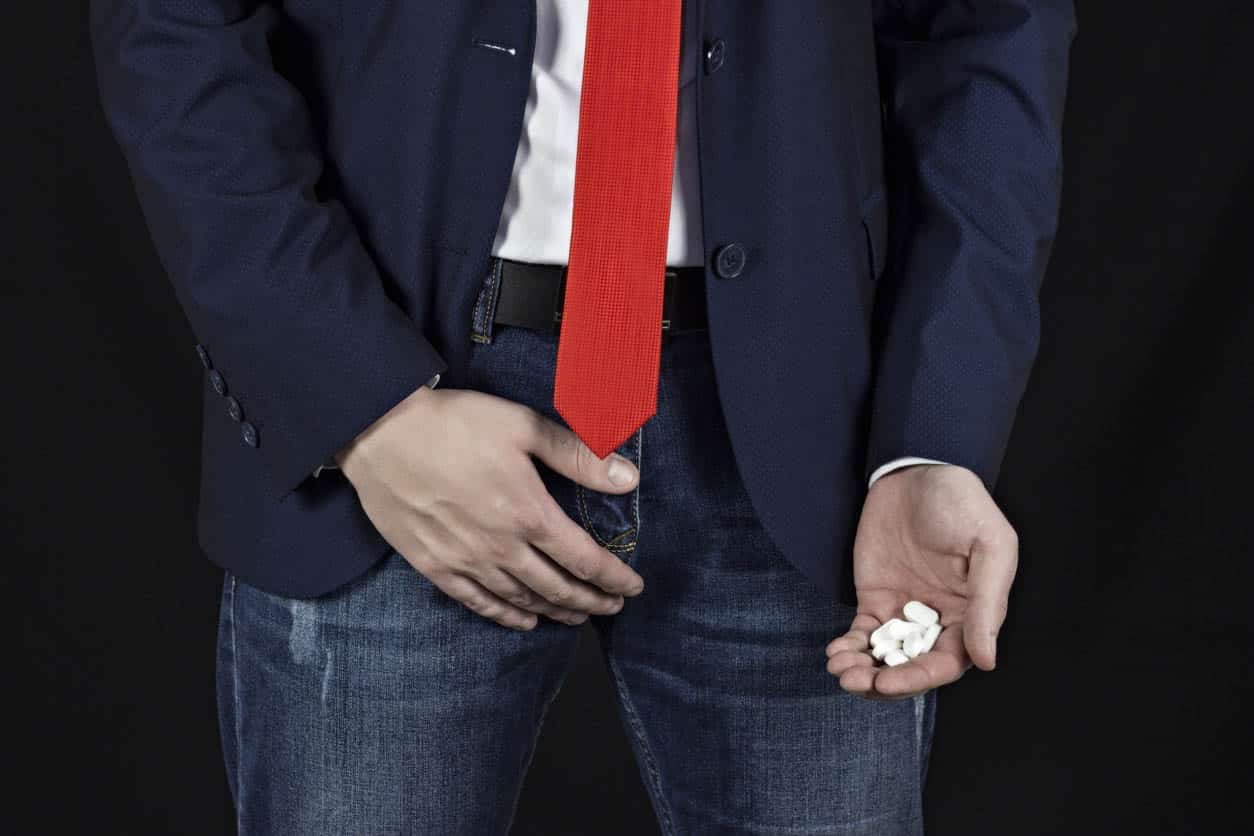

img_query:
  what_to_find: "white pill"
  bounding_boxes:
[903,600,939,627]
[886,618,924,641]
[870,640,900,661]
[918,622,941,654]
[902,630,927,658]
[869,621,895,646]
[884,649,910,666]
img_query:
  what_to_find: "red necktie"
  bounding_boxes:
[553,0,684,459]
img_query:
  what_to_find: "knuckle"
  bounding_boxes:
[552,426,589,471]
[507,589,535,608]
[547,586,575,607]
[485,539,511,564]
[528,600,557,617]
[549,420,575,453]
[524,408,552,448]
[406,550,435,577]
[455,557,487,582]
[474,532,509,564]
[979,525,1016,558]
[509,501,547,537]
[572,445,595,481]
[498,548,530,574]
[567,558,594,581]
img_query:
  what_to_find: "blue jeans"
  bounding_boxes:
[216,264,938,834]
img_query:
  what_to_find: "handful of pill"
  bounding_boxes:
[869,601,941,666]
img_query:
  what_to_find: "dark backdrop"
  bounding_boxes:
[5,3,1251,834]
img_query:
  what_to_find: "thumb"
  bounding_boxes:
[527,415,639,494]
[963,525,1019,671]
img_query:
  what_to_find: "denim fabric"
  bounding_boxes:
[216,265,938,835]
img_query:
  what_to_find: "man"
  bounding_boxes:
[90,0,1075,832]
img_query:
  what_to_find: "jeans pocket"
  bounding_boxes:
[574,426,642,554]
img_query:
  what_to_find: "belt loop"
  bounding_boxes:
[470,257,504,344]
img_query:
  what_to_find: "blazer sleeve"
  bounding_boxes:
[88,1,448,503]
[864,0,1077,490]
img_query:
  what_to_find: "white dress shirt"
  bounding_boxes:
[318,0,946,487]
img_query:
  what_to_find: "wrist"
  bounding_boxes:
[336,377,439,480]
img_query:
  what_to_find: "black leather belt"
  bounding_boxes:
[490,256,707,336]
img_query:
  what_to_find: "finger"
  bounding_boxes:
[524,496,645,597]
[826,612,882,656]
[964,525,1019,670]
[871,625,970,697]
[826,649,874,677]
[839,669,909,702]
[523,410,639,494]
[838,663,879,696]
[427,571,539,631]
[870,651,964,697]
[476,567,590,626]
[504,544,625,616]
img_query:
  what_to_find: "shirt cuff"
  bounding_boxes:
[312,371,442,478]
[867,456,949,489]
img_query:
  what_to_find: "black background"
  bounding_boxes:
[6,3,1252,834]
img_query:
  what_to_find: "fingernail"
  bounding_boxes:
[607,454,636,486]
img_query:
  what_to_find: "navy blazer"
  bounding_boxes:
[89,1,1076,606]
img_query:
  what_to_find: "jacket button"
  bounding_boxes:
[195,344,212,369]
[240,421,259,448]
[225,396,243,422]
[703,38,725,74]
[207,369,228,397]
[713,242,746,279]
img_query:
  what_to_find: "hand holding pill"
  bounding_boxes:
[823,463,1020,701]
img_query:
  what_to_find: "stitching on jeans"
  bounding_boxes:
[482,257,503,339]
[471,272,488,342]
[471,259,500,344]
[605,652,679,835]
[631,427,642,553]
[575,427,641,551]
[914,692,924,754]
[228,574,244,832]
[577,484,637,550]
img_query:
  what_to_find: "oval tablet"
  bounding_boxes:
[918,622,942,654]
[902,630,927,658]
[903,600,939,627]
[884,649,910,666]
[871,641,898,661]
[870,621,898,646]
[886,618,924,641]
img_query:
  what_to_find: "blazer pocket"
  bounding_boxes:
[859,186,888,282]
